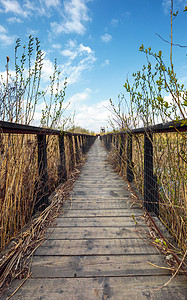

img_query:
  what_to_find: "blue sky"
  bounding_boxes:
[0,0,187,132]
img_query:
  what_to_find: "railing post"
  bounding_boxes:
[82,135,86,154]
[106,135,108,149]
[58,133,67,183]
[144,130,154,212]
[109,134,112,150]
[112,135,115,149]
[105,135,107,149]
[116,135,119,152]
[127,133,134,182]
[84,136,88,152]
[74,135,79,164]
[77,135,82,160]
[68,134,75,171]
[119,134,124,171]
[106,135,110,150]
[35,133,49,210]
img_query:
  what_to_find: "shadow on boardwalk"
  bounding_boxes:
[3,140,187,299]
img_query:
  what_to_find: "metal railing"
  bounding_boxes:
[0,121,96,211]
[101,120,187,250]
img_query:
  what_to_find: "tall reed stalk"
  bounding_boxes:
[0,36,68,252]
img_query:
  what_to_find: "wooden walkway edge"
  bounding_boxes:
[3,140,187,299]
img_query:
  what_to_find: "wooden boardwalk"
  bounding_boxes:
[4,140,187,299]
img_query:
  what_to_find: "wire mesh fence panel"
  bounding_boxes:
[0,121,96,252]
[153,132,187,252]
[0,133,38,250]
[47,135,60,194]
[102,123,186,253]
[132,134,144,196]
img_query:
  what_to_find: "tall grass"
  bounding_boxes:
[0,131,84,252]
[0,36,69,252]
[154,132,186,251]
[0,133,38,250]
[108,130,186,253]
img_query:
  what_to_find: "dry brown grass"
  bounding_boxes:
[0,134,38,251]
[0,158,85,294]
[0,132,83,253]
[106,131,187,253]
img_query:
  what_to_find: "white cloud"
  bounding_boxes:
[64,93,112,132]
[41,57,55,82]
[7,16,23,23]
[0,25,7,33]
[0,0,62,18]
[66,39,77,48]
[52,43,62,49]
[79,44,92,54]
[0,25,15,46]
[64,54,96,84]
[65,88,91,110]
[111,18,119,27]
[51,0,91,35]
[60,42,96,84]
[101,33,112,43]
[43,0,61,9]
[27,28,39,36]
[73,100,112,132]
[61,49,76,58]
[0,33,15,45]
[162,0,171,13]
[162,0,187,14]
[0,0,29,17]
[101,59,110,67]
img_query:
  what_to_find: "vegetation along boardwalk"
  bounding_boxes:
[4,140,187,299]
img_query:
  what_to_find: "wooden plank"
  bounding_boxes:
[68,198,132,202]
[53,216,145,227]
[74,182,125,187]
[60,208,143,217]
[71,191,129,197]
[45,226,144,240]
[62,201,138,210]
[31,254,171,277]
[71,182,129,190]
[3,276,187,300]
[34,238,158,256]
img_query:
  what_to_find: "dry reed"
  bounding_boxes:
[106,131,187,253]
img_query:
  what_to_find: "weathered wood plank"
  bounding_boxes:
[62,201,140,210]
[60,208,143,217]
[31,254,171,277]
[53,216,145,227]
[34,238,158,256]
[73,183,127,188]
[72,191,129,197]
[67,199,132,203]
[3,276,187,300]
[45,226,144,240]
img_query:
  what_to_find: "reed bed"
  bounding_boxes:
[107,130,187,253]
[0,134,38,251]
[0,162,83,293]
[46,135,61,193]
[0,129,87,292]
[0,132,81,253]
[154,132,186,252]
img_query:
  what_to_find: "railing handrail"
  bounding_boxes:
[0,120,93,136]
[103,119,187,135]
